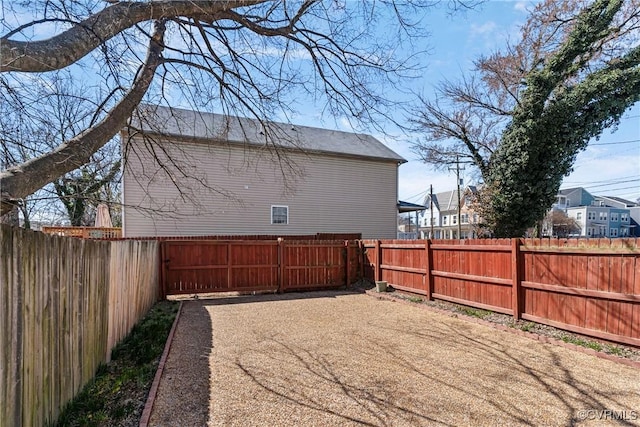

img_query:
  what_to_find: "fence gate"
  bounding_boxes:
[161,240,359,297]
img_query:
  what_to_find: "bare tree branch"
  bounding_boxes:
[0,0,265,72]
[0,20,166,213]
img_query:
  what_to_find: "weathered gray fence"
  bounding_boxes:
[0,226,159,427]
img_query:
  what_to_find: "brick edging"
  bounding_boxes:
[365,290,640,370]
[139,301,184,427]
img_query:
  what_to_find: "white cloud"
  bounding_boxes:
[470,21,497,36]
[513,2,529,13]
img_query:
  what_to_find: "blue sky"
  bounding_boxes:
[382,0,640,205]
[4,1,638,207]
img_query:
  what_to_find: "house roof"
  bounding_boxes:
[424,190,458,212]
[595,195,638,207]
[129,104,406,163]
[398,200,426,213]
[423,186,479,212]
[558,188,581,195]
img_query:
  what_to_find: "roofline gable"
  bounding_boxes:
[127,104,407,164]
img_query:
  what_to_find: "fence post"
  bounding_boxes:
[511,238,522,320]
[425,239,433,300]
[277,238,285,293]
[374,239,382,282]
[344,240,351,288]
[358,240,364,281]
[227,242,232,291]
[159,241,166,300]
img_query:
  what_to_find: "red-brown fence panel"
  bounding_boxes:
[162,239,359,296]
[162,240,279,295]
[430,239,513,314]
[520,238,640,347]
[281,240,348,292]
[380,240,427,294]
[361,240,378,282]
[363,237,640,348]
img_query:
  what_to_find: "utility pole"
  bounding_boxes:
[449,156,465,239]
[429,184,434,239]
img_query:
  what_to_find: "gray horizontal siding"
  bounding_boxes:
[123,136,398,238]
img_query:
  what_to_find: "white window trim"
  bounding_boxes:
[271,205,289,225]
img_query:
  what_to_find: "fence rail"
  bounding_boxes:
[363,238,640,347]
[0,226,158,427]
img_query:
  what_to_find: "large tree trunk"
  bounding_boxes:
[0,22,166,215]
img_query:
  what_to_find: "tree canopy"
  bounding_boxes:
[1,0,474,216]
[412,0,640,237]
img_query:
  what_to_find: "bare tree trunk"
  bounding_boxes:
[0,22,166,215]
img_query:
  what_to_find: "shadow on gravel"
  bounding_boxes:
[155,292,640,426]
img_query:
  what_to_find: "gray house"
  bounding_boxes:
[553,188,635,238]
[121,105,406,238]
[553,187,595,210]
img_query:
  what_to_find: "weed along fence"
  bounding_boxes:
[161,239,360,296]
[362,238,640,347]
[0,226,159,427]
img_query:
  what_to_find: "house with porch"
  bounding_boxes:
[419,186,480,239]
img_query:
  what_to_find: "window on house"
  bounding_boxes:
[599,212,607,221]
[621,213,629,222]
[473,214,479,223]
[443,216,448,225]
[587,211,596,220]
[452,215,458,225]
[611,228,618,237]
[461,214,469,224]
[587,228,593,236]
[611,212,619,221]
[271,205,289,224]
[576,212,582,220]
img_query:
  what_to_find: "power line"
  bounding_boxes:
[582,178,640,190]
[592,185,640,197]
[590,139,640,146]
[563,174,640,185]
[404,188,429,203]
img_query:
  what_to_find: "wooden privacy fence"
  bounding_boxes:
[0,226,159,427]
[363,238,640,348]
[41,226,122,239]
[161,239,360,296]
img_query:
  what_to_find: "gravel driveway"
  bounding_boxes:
[148,291,640,426]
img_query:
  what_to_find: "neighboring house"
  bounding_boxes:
[122,105,406,238]
[566,205,631,238]
[552,189,634,238]
[553,187,595,210]
[419,186,480,239]
[595,195,640,237]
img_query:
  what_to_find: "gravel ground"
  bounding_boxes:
[385,288,640,363]
[149,291,640,426]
